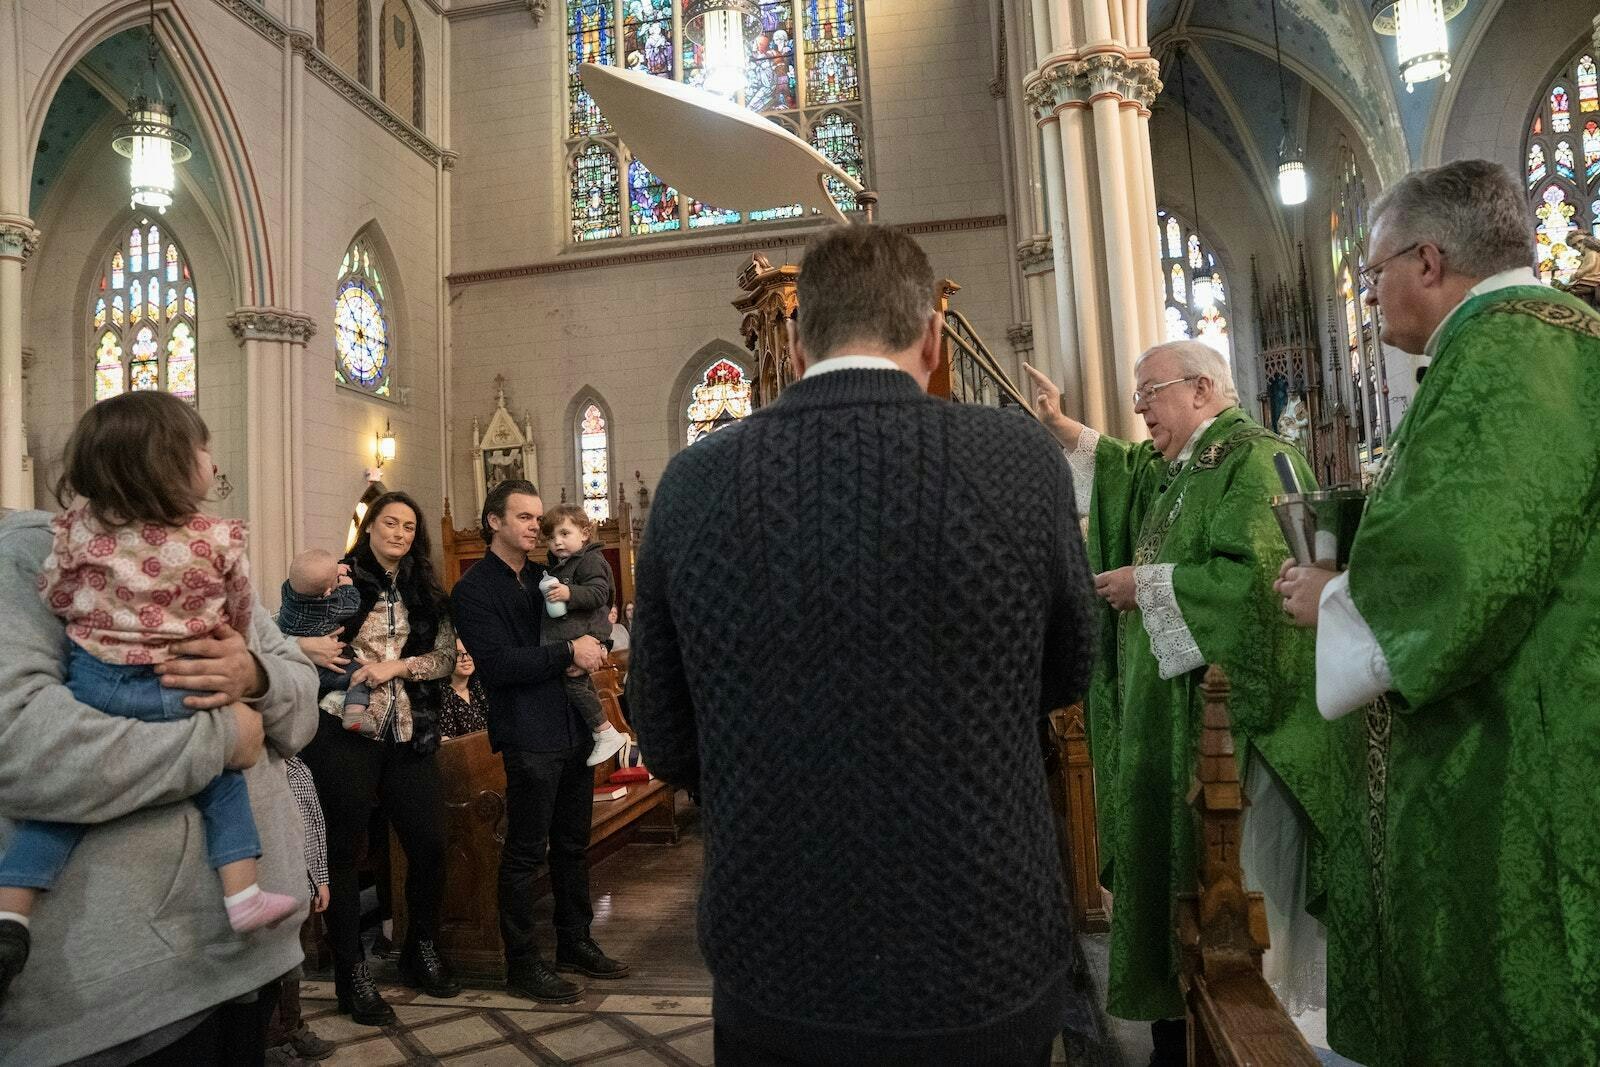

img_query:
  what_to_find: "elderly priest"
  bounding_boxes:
[1279,159,1600,1066]
[1027,341,1334,1062]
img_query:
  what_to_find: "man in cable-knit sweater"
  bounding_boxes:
[629,225,1104,1066]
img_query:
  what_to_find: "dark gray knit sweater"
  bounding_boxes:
[629,368,1100,1063]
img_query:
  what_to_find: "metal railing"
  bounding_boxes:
[943,310,1032,415]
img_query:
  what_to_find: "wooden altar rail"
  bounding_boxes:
[1177,666,1318,1067]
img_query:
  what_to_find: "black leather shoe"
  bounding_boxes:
[335,961,396,1026]
[555,936,630,980]
[398,939,461,998]
[506,960,584,1004]
[0,919,29,1005]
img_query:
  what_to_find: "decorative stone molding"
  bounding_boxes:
[441,150,461,171]
[527,0,549,22]
[1025,55,1161,117]
[227,307,318,345]
[445,0,548,22]
[989,77,1006,100]
[286,29,316,53]
[0,216,40,262]
[215,0,287,46]
[1016,235,1052,272]
[1007,323,1035,355]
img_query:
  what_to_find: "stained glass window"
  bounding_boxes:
[1331,143,1389,453]
[628,159,680,235]
[564,0,867,241]
[578,401,611,521]
[90,216,197,402]
[1156,208,1229,360]
[1526,47,1600,284]
[571,145,622,242]
[334,236,393,397]
[809,111,862,213]
[686,358,752,444]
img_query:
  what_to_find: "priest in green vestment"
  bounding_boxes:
[1026,342,1335,1060]
[1279,159,1600,1066]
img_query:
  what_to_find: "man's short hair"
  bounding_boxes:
[796,224,937,361]
[1370,159,1535,279]
[1135,340,1240,405]
[481,478,539,545]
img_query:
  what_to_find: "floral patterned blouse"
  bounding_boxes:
[439,676,489,740]
[342,589,455,743]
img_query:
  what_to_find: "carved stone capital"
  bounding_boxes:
[1016,235,1053,271]
[1024,62,1088,119]
[1082,53,1132,100]
[0,215,40,262]
[1130,58,1163,109]
[286,30,316,54]
[1007,322,1035,354]
[441,150,461,171]
[526,0,549,24]
[227,307,318,345]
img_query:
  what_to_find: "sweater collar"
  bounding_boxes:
[801,354,907,378]
[768,366,931,410]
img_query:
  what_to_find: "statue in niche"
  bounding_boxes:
[1276,395,1310,445]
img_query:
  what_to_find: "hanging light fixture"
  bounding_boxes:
[1371,0,1467,92]
[686,0,758,98]
[1269,0,1308,206]
[111,1,192,212]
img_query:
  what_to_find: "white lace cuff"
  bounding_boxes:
[1064,428,1100,517]
[1134,563,1206,680]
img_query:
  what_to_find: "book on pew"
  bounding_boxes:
[594,783,630,802]
[609,765,652,784]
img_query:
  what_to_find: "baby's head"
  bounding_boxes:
[538,504,594,560]
[289,548,342,598]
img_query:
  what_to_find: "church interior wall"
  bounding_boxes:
[445,0,1011,525]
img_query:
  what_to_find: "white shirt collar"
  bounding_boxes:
[1423,266,1541,359]
[801,354,906,379]
[1176,416,1219,464]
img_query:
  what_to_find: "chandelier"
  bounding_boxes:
[1372,0,1468,91]
[686,0,758,97]
[110,2,192,212]
[1269,0,1308,206]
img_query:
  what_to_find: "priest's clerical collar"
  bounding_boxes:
[1423,266,1540,359]
[1176,417,1219,465]
[802,354,905,378]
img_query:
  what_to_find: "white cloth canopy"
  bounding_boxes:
[578,63,862,223]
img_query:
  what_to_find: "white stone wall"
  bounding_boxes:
[446,0,1013,522]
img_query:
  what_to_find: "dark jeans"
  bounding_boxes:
[128,979,280,1067]
[499,745,594,966]
[711,1023,1053,1067]
[299,713,446,970]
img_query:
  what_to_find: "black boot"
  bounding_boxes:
[335,961,396,1026]
[1148,1017,1187,1067]
[506,959,584,1004]
[398,939,461,998]
[0,920,29,1005]
[555,935,630,980]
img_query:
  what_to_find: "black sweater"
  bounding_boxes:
[629,369,1098,1063]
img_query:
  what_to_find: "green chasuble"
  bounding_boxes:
[1324,287,1600,1065]
[1079,406,1335,1021]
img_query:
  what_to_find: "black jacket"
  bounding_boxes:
[628,368,1099,1062]
[541,542,614,645]
[451,549,583,753]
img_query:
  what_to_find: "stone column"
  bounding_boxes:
[1017,236,1068,394]
[227,309,316,600]
[1022,7,1164,441]
[0,216,38,510]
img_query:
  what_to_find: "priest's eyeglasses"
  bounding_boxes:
[1132,376,1198,407]
[1359,243,1421,288]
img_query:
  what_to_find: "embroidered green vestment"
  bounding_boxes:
[1081,407,1335,1021]
[1324,287,1600,1065]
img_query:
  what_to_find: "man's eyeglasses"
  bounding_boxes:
[1132,376,1199,407]
[1359,243,1422,288]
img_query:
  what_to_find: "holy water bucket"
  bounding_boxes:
[1270,488,1366,570]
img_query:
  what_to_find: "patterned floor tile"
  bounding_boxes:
[666,1026,715,1067]
[622,1014,709,1036]
[393,1003,467,1025]
[411,1014,509,1055]
[527,1016,635,1059]
[442,1046,542,1065]
[323,1036,411,1066]
[593,994,712,1017]
[587,1050,676,1067]
[302,1008,392,1044]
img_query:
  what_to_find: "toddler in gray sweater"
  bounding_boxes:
[538,504,627,767]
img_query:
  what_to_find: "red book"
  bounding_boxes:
[594,784,629,802]
[609,766,651,784]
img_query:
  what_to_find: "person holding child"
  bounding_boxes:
[276,549,371,733]
[296,490,461,1026]
[0,391,318,1064]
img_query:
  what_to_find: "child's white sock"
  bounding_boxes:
[0,913,28,929]
[223,885,261,908]
[224,885,299,933]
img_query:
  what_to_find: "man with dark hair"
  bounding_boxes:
[629,224,1104,1065]
[1279,158,1600,1064]
[451,479,625,1004]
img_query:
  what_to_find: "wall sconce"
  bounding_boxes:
[368,420,397,482]
[214,471,233,500]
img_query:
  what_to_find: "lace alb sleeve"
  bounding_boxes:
[1134,563,1205,680]
[1064,428,1100,517]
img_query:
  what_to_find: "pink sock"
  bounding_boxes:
[224,885,299,933]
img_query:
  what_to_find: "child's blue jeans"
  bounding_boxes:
[0,643,262,890]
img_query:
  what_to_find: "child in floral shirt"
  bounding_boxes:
[0,392,298,1005]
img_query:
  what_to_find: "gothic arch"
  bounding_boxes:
[670,340,752,455]
[25,1,278,308]
[334,220,408,400]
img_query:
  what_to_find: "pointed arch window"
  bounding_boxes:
[1526,44,1600,283]
[563,0,869,243]
[1155,209,1229,361]
[90,216,198,402]
[334,237,394,398]
[575,399,612,521]
[686,357,752,445]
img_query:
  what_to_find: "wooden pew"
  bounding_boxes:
[1045,703,1110,933]
[1176,666,1318,1066]
[389,660,677,982]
